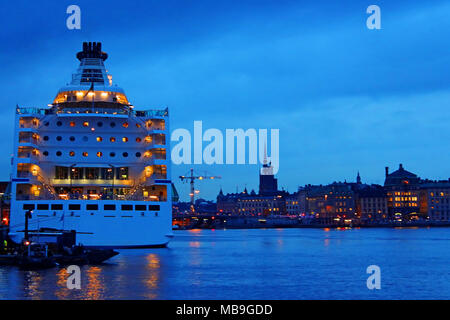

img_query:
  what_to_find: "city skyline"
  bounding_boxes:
[1,1,449,201]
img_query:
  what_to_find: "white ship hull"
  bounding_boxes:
[10,201,173,248]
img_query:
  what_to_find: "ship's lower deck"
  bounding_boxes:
[9,200,173,248]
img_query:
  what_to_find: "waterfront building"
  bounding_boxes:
[9,42,172,247]
[419,180,450,222]
[356,185,388,223]
[285,192,300,216]
[384,164,421,222]
[304,182,358,225]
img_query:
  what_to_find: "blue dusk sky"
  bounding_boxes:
[0,0,449,201]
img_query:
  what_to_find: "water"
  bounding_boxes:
[0,227,449,300]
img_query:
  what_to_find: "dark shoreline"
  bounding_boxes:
[173,222,450,231]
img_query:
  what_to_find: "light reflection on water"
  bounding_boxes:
[0,227,449,299]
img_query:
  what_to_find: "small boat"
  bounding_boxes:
[17,243,57,270]
[53,245,118,265]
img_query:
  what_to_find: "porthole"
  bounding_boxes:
[97,152,103,157]
[96,137,103,142]
[82,136,88,142]
[110,152,116,157]
[123,122,129,128]
[69,136,75,141]
[70,121,75,127]
[136,137,142,143]
[56,121,62,127]
[44,122,49,127]
[43,136,49,141]
[122,137,129,142]
[110,122,116,128]
[43,151,49,156]
[110,137,116,142]
[135,152,141,157]
[69,151,75,157]
[123,152,128,157]
[56,136,62,141]
[83,121,89,127]
[82,152,88,157]
[136,124,141,128]
[56,151,62,156]
[97,121,103,127]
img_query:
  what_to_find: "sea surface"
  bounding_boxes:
[0,227,449,300]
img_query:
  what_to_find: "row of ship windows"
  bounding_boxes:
[42,151,148,158]
[43,136,150,143]
[23,203,160,211]
[45,121,141,129]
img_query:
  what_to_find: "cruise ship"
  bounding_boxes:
[9,42,173,248]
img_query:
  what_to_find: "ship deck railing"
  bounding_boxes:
[16,106,169,118]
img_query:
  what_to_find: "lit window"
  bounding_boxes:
[123,122,129,128]
[122,137,128,142]
[110,137,116,142]
[136,137,142,143]
[70,121,75,127]
[69,151,75,157]
[82,152,88,157]
[96,137,103,142]
[144,151,151,157]
[136,124,141,128]
[83,121,89,127]
[145,136,152,142]
[97,152,103,157]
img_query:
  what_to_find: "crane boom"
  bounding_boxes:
[179,168,221,212]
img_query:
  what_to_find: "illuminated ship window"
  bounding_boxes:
[56,136,62,141]
[122,122,129,128]
[110,137,116,142]
[43,151,48,156]
[70,121,75,127]
[43,136,49,141]
[70,136,75,141]
[110,122,116,128]
[57,121,62,127]
[69,151,75,157]
[135,152,141,158]
[82,152,88,157]
[122,137,128,142]
[97,152,103,157]
[136,137,142,143]
[110,152,116,157]
[145,136,152,143]
[122,152,128,157]
[83,121,89,127]
[144,151,151,157]
[136,124,141,128]
[56,151,62,156]
[96,137,103,142]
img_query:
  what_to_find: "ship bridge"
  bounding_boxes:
[53,42,129,106]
